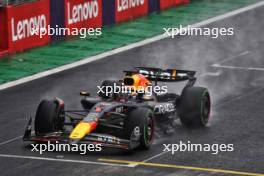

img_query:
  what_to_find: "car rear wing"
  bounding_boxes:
[124,67,196,82]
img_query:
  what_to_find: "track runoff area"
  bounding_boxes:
[0,2,264,176]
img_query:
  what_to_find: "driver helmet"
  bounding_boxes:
[123,74,150,94]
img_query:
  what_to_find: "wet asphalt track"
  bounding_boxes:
[0,5,264,176]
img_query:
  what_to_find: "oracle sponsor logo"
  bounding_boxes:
[117,0,145,12]
[67,0,99,25]
[11,14,47,42]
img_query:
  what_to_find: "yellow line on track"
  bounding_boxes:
[98,158,264,176]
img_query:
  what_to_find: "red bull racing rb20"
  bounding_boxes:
[23,67,211,151]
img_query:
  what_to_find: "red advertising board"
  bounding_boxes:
[115,0,148,23]
[0,7,8,51]
[132,0,148,18]
[159,0,174,10]
[6,0,50,52]
[175,0,189,6]
[182,0,190,4]
[65,0,102,30]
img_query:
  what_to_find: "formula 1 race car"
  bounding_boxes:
[23,67,211,150]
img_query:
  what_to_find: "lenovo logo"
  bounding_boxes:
[67,0,99,25]
[117,0,145,12]
[11,15,47,42]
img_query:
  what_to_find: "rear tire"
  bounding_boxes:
[179,87,211,127]
[35,99,65,136]
[123,108,154,150]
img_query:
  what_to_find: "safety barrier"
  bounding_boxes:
[7,0,50,52]
[0,0,190,56]
[148,0,159,14]
[0,7,8,53]
[50,0,65,42]
[115,0,148,23]
[64,0,102,29]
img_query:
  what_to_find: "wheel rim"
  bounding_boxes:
[145,117,154,144]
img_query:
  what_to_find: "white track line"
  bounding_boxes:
[211,50,264,71]
[216,51,249,65]
[0,136,22,146]
[142,151,169,162]
[128,151,169,167]
[1,1,264,91]
[129,151,168,167]
[211,65,264,71]
[0,154,134,167]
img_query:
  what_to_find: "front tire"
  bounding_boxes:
[35,99,65,136]
[179,87,211,127]
[123,108,154,150]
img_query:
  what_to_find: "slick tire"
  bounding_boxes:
[179,87,211,127]
[98,80,122,99]
[35,99,65,136]
[124,108,154,150]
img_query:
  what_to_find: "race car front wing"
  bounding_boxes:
[23,117,134,150]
